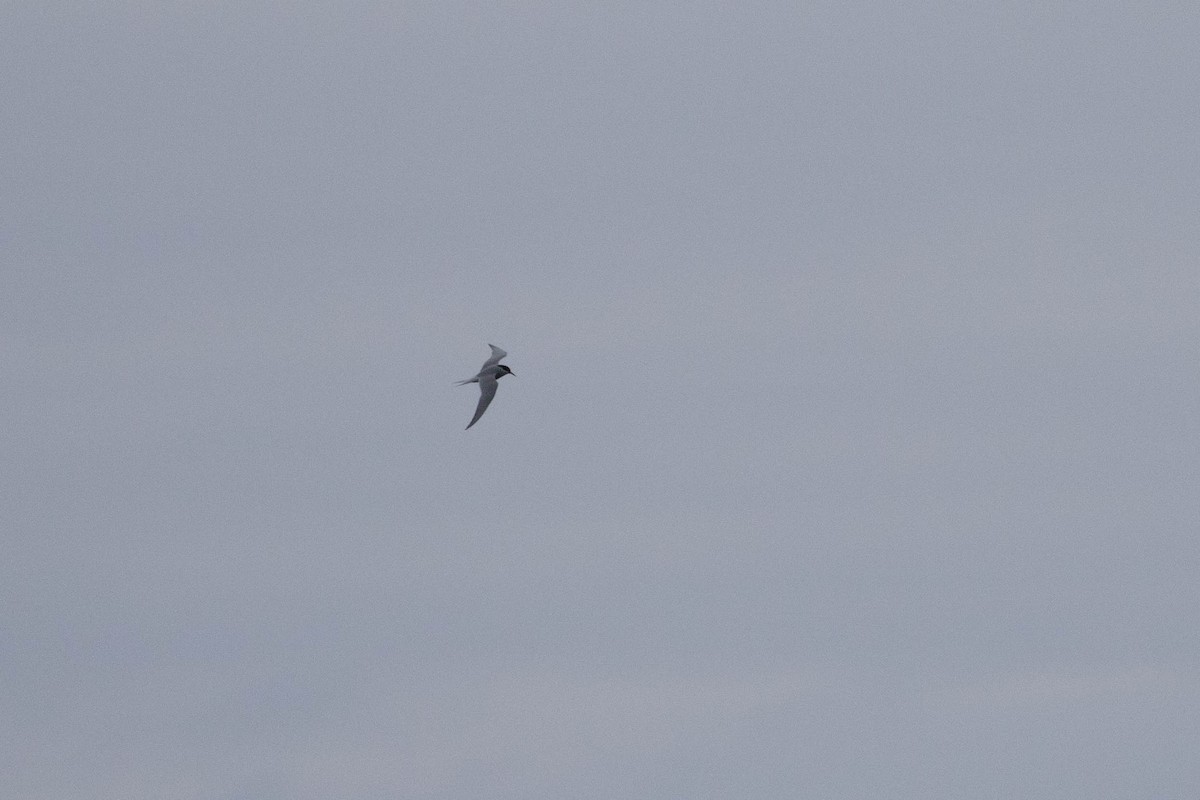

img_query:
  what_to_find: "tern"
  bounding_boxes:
[456,344,515,429]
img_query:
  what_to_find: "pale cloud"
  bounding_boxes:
[5,3,1199,798]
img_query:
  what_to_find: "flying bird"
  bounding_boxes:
[456,344,515,429]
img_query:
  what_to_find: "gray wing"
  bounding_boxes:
[465,375,498,429]
[481,344,507,369]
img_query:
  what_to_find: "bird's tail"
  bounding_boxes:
[454,377,477,386]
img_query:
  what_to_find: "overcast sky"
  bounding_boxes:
[4,3,1199,799]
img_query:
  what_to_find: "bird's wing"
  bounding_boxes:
[466,375,499,429]
[481,344,507,369]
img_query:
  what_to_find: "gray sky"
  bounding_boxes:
[4,3,1199,798]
